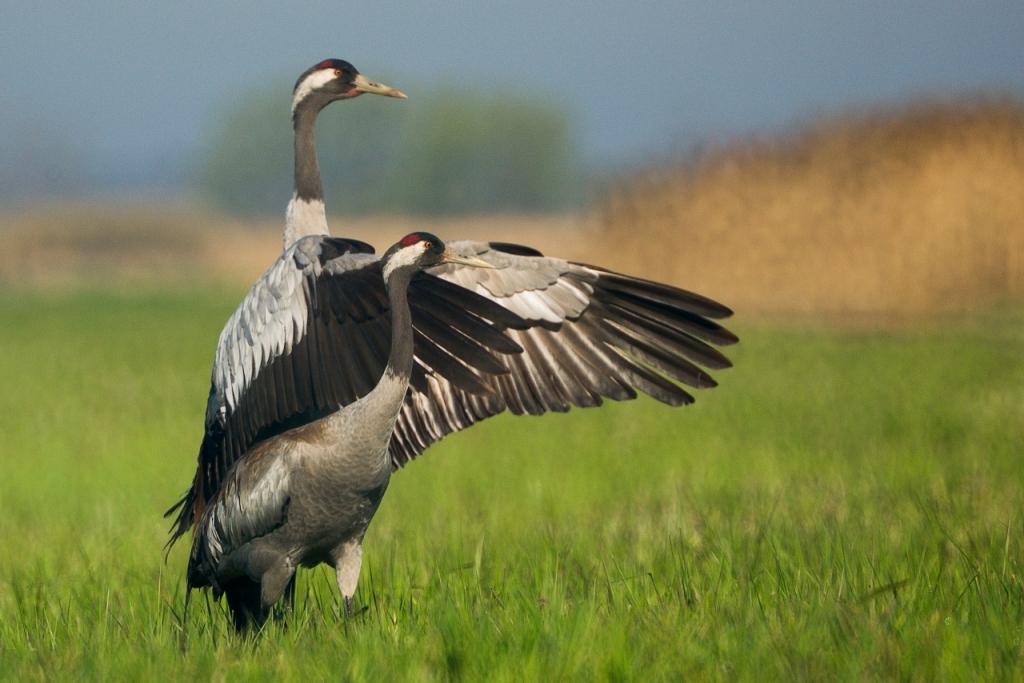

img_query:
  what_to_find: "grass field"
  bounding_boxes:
[0,289,1021,680]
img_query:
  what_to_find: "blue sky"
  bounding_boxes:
[2,1,1022,198]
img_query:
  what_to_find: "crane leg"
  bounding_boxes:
[332,539,363,616]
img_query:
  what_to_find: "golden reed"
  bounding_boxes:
[595,96,1024,316]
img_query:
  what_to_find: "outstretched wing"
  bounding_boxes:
[389,241,737,468]
[167,235,525,548]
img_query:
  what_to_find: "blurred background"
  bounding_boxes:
[2,1,1022,314]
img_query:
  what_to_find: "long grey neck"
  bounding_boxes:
[380,269,415,383]
[283,105,329,248]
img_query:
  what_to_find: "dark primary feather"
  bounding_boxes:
[487,242,545,257]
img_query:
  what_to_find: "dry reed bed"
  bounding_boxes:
[596,97,1024,316]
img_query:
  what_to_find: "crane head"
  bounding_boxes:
[291,58,406,114]
[382,232,494,281]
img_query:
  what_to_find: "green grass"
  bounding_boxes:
[0,289,1021,680]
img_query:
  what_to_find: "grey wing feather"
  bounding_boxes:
[390,241,737,468]
[187,444,293,587]
[210,239,378,425]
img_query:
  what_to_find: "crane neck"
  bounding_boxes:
[381,268,416,382]
[284,105,329,248]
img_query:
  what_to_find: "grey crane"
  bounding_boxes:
[166,59,738,631]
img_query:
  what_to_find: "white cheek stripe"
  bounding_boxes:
[292,69,336,112]
[382,244,428,281]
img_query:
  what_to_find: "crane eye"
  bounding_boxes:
[333,69,342,78]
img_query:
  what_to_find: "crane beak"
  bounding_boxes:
[352,73,407,99]
[441,252,496,269]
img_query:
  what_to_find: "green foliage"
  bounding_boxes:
[394,89,580,214]
[198,86,406,215]
[198,82,582,216]
[1,291,1022,680]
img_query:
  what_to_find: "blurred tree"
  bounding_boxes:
[198,83,406,215]
[396,89,581,214]
[197,81,581,216]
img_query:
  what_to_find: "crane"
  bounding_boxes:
[166,59,738,631]
[282,58,405,247]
